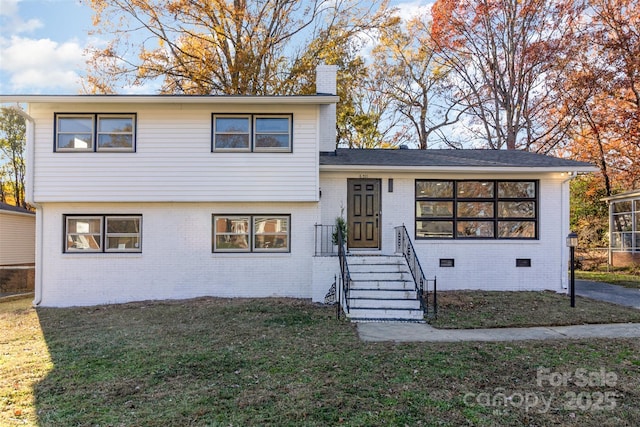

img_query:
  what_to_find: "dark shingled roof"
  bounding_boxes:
[0,202,34,214]
[320,148,595,169]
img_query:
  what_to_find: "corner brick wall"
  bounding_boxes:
[38,202,321,307]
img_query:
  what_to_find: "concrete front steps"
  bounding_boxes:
[345,255,425,323]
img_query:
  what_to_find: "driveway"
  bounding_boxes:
[576,280,640,309]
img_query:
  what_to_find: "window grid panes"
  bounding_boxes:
[56,115,94,151]
[105,216,141,251]
[611,199,639,251]
[254,117,291,150]
[253,216,290,251]
[212,114,292,152]
[65,215,142,253]
[213,216,251,251]
[416,180,538,239]
[56,113,135,152]
[97,115,135,150]
[213,116,251,150]
[66,216,102,251]
[213,215,290,253]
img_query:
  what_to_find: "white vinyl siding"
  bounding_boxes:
[0,211,35,265]
[29,103,319,202]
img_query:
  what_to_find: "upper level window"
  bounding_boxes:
[416,180,538,240]
[56,113,136,152]
[212,114,292,152]
[57,115,94,151]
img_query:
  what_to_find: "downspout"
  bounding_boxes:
[560,171,577,290]
[9,106,43,306]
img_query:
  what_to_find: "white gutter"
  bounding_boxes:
[0,94,339,105]
[560,171,578,290]
[0,209,35,218]
[320,165,598,174]
[8,105,43,306]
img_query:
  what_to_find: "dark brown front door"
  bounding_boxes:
[347,179,381,249]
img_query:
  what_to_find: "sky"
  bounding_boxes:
[0,0,431,95]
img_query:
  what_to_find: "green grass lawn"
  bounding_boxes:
[2,296,640,426]
[576,270,640,289]
[429,291,640,329]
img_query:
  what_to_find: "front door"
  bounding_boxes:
[347,179,381,249]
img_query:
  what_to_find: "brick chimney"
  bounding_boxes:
[316,64,338,152]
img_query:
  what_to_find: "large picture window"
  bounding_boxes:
[65,215,142,252]
[416,180,538,239]
[212,114,292,152]
[213,215,290,252]
[56,114,136,152]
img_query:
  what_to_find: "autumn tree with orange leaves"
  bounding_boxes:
[84,0,392,96]
[430,0,585,150]
[370,13,464,149]
[560,0,640,195]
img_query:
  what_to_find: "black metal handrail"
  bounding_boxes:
[395,225,436,318]
[314,224,337,256]
[337,226,352,316]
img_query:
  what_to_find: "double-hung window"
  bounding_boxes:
[416,180,537,239]
[56,113,136,152]
[65,215,142,252]
[212,114,292,152]
[213,215,290,252]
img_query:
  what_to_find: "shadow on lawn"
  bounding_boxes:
[32,297,352,426]
[30,296,640,427]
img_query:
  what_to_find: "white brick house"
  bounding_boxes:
[1,66,595,310]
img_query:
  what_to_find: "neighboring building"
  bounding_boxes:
[602,189,640,267]
[0,202,35,293]
[0,66,596,315]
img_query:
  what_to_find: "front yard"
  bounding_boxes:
[430,290,640,329]
[2,296,639,426]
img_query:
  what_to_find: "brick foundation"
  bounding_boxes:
[0,265,35,293]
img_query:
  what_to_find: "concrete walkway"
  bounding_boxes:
[358,280,640,342]
[357,322,640,342]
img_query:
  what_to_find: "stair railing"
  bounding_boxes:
[395,225,436,317]
[337,225,352,316]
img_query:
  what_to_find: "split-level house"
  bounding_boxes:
[1,65,596,321]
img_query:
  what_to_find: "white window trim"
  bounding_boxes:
[65,216,103,252]
[105,216,142,252]
[213,215,251,252]
[212,115,251,152]
[56,114,95,152]
[96,114,136,152]
[253,116,292,152]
